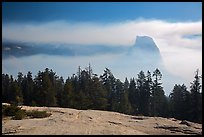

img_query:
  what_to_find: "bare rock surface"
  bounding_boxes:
[2,105,202,135]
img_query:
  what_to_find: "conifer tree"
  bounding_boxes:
[169,84,190,120]
[128,78,139,114]
[189,69,202,123]
[151,68,166,117]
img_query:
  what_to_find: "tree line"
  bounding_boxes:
[2,64,202,123]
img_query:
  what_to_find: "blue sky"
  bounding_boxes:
[2,2,202,95]
[3,2,202,23]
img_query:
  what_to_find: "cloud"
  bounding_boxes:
[2,19,202,95]
[2,19,202,46]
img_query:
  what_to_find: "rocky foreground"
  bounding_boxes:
[2,105,202,135]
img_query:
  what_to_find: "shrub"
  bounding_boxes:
[2,104,51,120]
[2,105,8,117]
[26,110,51,118]
[3,104,22,116]
[13,109,26,120]
[2,104,26,120]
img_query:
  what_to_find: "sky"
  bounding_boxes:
[2,2,202,95]
[2,2,202,22]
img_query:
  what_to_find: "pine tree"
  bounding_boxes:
[17,72,26,105]
[43,68,57,106]
[136,71,152,116]
[17,72,24,86]
[90,76,108,110]
[189,69,202,123]
[62,77,73,108]
[2,74,11,103]
[169,84,190,120]
[79,69,92,109]
[22,71,34,106]
[136,71,145,115]
[119,78,133,114]
[113,79,124,112]
[100,68,117,111]
[10,80,24,105]
[145,71,152,115]
[56,76,65,107]
[33,71,44,106]
[151,68,166,117]
[128,78,139,115]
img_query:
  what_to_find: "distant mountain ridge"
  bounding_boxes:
[134,36,160,53]
[2,36,161,59]
[127,36,162,64]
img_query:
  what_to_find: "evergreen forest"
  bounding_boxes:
[2,65,202,124]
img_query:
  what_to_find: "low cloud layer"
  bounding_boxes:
[2,19,201,47]
[2,19,202,94]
